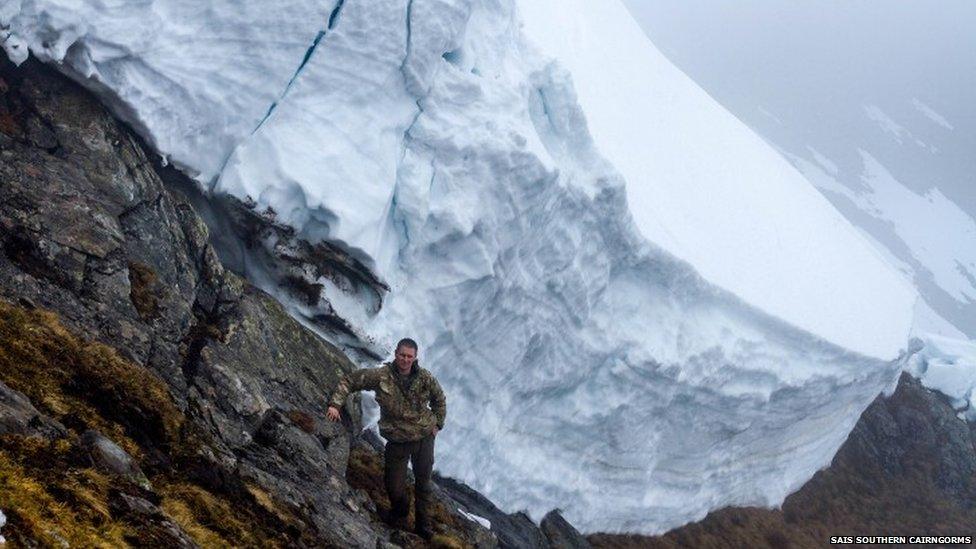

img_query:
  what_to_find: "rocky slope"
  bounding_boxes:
[0,54,593,548]
[0,51,373,547]
[590,374,976,548]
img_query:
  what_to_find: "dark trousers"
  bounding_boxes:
[384,433,435,529]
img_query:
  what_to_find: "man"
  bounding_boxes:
[327,338,446,539]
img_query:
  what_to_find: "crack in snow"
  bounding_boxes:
[328,0,345,30]
[401,0,415,79]
[209,1,347,192]
[251,29,327,136]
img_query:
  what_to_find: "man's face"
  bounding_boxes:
[395,345,416,372]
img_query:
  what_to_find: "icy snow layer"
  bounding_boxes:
[908,335,976,422]
[5,0,918,533]
[515,0,916,360]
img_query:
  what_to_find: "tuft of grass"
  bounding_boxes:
[286,409,317,434]
[346,445,392,514]
[244,481,302,529]
[159,481,287,549]
[430,533,466,548]
[0,436,129,548]
[127,261,160,320]
[246,483,279,514]
[0,301,183,454]
[160,495,228,548]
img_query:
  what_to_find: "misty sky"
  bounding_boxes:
[622,0,975,210]
[621,1,976,335]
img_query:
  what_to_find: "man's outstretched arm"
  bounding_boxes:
[327,368,381,421]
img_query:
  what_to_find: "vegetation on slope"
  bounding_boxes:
[0,301,301,547]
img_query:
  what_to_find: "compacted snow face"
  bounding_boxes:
[5,0,917,533]
[908,334,976,422]
[516,0,916,360]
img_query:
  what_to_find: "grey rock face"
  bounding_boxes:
[541,510,591,549]
[435,474,548,548]
[0,380,66,439]
[841,373,976,506]
[1,56,198,397]
[0,56,380,547]
[0,55,506,548]
[166,167,389,363]
[80,430,152,490]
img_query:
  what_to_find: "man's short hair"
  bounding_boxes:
[396,338,418,352]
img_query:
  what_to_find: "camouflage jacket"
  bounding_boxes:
[329,362,446,442]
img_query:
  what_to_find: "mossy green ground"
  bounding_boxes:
[0,300,476,548]
[0,301,296,547]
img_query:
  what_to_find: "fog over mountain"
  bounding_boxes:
[623,0,976,337]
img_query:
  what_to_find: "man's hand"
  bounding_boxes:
[327,406,341,422]
[432,426,439,436]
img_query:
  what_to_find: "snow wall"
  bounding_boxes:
[4,0,918,532]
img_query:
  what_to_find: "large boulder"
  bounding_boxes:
[541,510,591,549]
[435,475,549,548]
[0,380,65,439]
[80,429,152,490]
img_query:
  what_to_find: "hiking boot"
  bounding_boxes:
[378,508,410,531]
[414,521,434,541]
